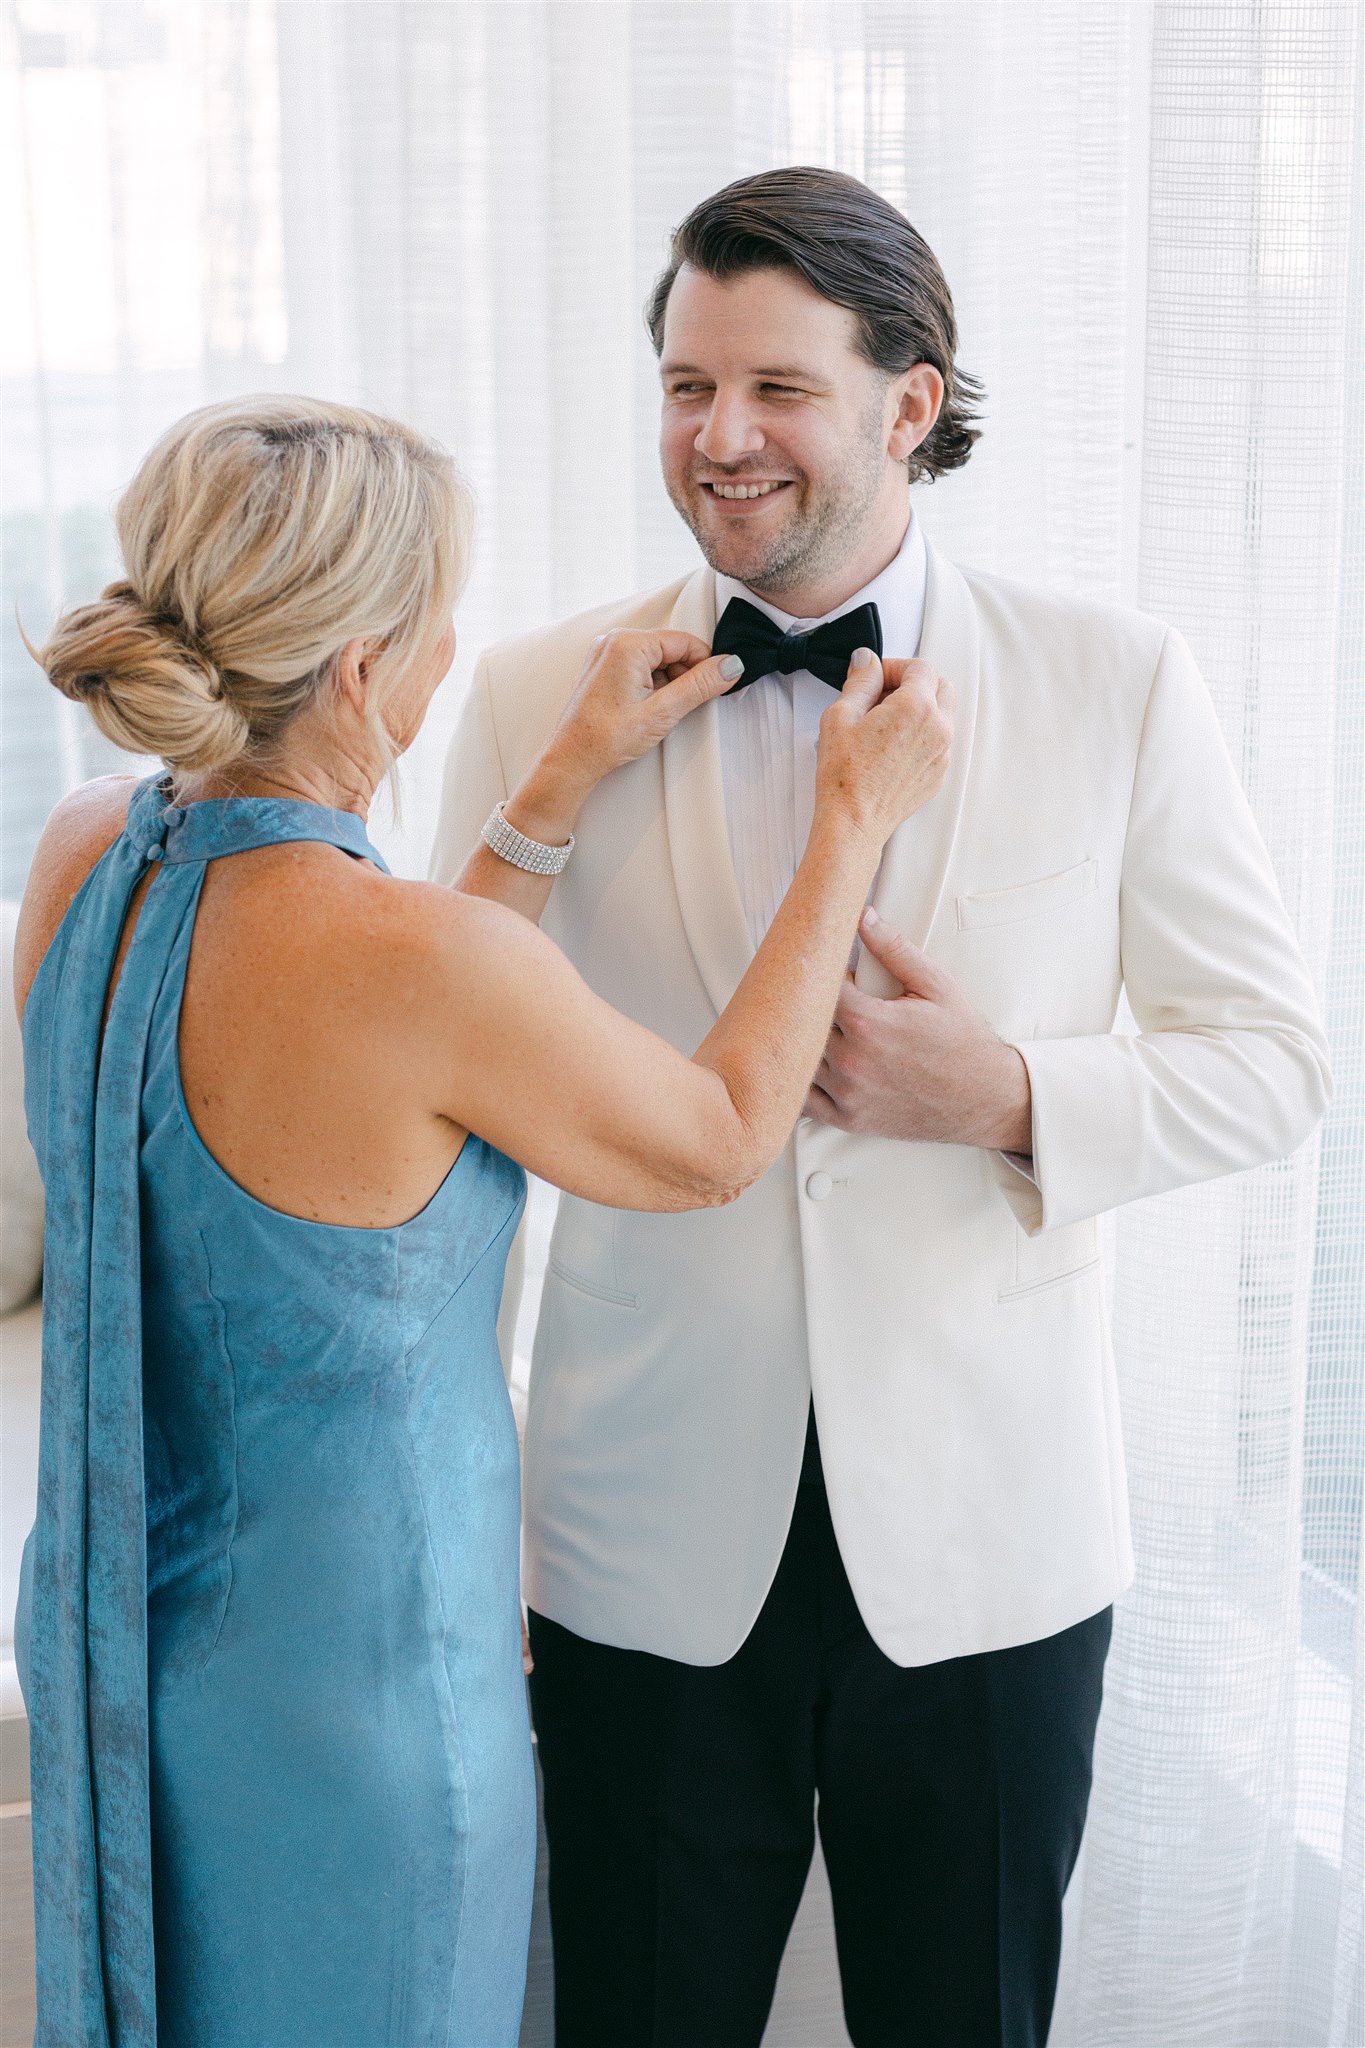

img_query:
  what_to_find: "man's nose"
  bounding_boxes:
[694,393,766,466]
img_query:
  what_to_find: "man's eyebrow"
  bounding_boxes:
[659,361,828,382]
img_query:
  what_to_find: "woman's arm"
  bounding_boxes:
[417,654,953,1211]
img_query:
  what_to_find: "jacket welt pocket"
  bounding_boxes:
[546,1256,638,1310]
[996,1256,1102,1304]
[997,1217,1101,1304]
[956,858,1098,932]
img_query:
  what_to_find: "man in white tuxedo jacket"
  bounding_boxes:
[431,169,1331,2048]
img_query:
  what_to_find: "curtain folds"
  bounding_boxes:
[2,5,1359,2041]
[1052,12,1363,2044]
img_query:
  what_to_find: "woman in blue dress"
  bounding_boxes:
[12,395,950,2047]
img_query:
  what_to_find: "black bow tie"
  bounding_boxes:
[711,596,883,694]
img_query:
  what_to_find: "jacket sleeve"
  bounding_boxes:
[427,657,510,886]
[998,627,1333,1235]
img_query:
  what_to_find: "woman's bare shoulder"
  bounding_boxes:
[13,777,141,1015]
[362,874,558,985]
[341,874,575,1052]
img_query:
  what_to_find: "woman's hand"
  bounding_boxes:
[455,629,742,920]
[533,628,743,814]
[815,651,954,849]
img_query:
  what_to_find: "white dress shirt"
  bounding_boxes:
[716,509,927,948]
[715,511,1037,1180]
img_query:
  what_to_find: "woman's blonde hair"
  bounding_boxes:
[29,395,473,776]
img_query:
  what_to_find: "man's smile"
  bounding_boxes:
[696,477,796,511]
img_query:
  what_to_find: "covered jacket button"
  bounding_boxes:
[805,1171,833,1201]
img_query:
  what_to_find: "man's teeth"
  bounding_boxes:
[710,481,785,499]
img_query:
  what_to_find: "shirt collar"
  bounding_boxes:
[714,504,927,662]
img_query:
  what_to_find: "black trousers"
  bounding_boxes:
[528,1417,1111,2048]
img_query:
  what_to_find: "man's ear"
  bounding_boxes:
[887,363,945,464]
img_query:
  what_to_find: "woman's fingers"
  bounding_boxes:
[835,647,885,715]
[647,629,714,678]
[650,652,745,724]
[878,655,941,698]
[814,650,954,845]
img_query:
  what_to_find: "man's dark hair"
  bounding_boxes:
[646,166,983,484]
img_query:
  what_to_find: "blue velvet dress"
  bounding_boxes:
[15,775,534,2047]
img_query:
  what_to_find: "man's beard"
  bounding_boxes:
[666,398,890,603]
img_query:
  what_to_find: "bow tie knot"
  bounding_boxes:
[711,596,883,694]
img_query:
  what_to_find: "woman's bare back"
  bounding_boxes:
[17,777,471,1229]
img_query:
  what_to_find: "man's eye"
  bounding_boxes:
[668,383,708,398]
[761,384,805,398]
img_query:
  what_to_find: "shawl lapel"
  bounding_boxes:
[658,545,981,1014]
[858,544,981,995]
[660,565,755,1017]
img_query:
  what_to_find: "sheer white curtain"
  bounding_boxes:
[3,6,1360,2042]
[1051,12,1362,2045]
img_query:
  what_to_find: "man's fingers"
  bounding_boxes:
[826,972,861,1036]
[856,906,942,993]
[803,1083,843,1126]
[834,975,877,1026]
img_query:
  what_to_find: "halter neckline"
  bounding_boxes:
[123,772,390,874]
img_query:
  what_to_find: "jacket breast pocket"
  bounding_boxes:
[997,1216,1102,1303]
[956,858,1098,932]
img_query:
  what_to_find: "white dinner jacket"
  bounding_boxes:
[430,545,1331,1668]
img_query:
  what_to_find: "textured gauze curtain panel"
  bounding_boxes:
[1,5,1360,2045]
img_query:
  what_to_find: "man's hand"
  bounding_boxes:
[804,907,1034,1152]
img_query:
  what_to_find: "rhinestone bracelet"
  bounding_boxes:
[481,801,575,877]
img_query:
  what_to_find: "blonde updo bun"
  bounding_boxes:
[43,581,251,772]
[28,396,472,777]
